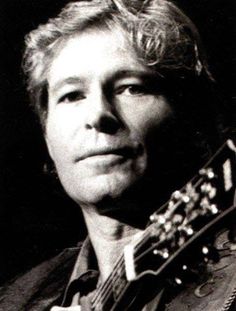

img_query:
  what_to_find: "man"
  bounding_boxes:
[1,0,235,310]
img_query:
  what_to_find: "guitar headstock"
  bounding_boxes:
[124,139,236,283]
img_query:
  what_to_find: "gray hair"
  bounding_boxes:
[23,0,211,126]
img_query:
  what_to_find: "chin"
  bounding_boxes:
[68,171,143,206]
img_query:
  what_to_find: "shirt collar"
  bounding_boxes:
[62,237,99,307]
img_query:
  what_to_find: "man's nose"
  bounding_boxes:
[85,92,122,134]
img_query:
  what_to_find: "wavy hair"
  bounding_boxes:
[23,0,212,127]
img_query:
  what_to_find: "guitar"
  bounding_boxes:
[90,139,236,311]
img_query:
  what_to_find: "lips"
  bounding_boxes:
[77,146,137,162]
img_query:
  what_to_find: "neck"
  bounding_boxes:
[81,204,144,282]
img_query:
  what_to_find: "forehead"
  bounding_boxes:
[48,28,148,88]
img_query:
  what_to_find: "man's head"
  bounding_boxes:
[23,0,211,128]
[23,0,217,209]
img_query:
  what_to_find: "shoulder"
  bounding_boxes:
[0,246,82,311]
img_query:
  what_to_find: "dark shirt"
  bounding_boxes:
[0,247,79,310]
[60,239,164,310]
[1,230,236,310]
[59,230,236,311]
[61,238,99,309]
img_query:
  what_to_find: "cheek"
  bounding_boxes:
[45,115,72,166]
[45,107,83,158]
[120,97,173,144]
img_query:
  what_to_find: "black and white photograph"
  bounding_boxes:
[0,0,235,310]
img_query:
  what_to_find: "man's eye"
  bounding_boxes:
[116,85,148,96]
[58,91,85,104]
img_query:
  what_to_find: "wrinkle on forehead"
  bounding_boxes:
[47,27,145,93]
[48,25,134,74]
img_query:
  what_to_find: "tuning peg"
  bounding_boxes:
[199,168,215,179]
[200,198,219,215]
[200,182,211,193]
[149,214,166,224]
[201,244,219,262]
[187,227,194,235]
[200,183,217,199]
[171,190,182,200]
[208,171,215,179]
[182,195,190,204]
[181,226,194,236]
[202,246,210,263]
[162,250,169,259]
[200,197,210,209]
[149,214,156,222]
[209,204,218,214]
[153,249,158,255]
[202,246,209,255]
[175,277,183,285]
[172,214,184,225]
[176,265,200,284]
[177,225,194,244]
[158,215,166,225]
[153,249,169,259]
[168,276,184,288]
[171,191,191,204]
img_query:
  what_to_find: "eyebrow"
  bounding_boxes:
[110,69,158,82]
[50,69,161,94]
[50,76,84,94]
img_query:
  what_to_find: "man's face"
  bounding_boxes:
[46,28,173,206]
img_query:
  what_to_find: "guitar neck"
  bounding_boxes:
[91,253,129,310]
[91,139,236,311]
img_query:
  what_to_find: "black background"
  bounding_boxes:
[0,0,235,284]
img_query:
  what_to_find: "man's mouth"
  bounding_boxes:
[77,146,138,162]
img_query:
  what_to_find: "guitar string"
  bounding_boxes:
[133,176,221,266]
[92,234,163,309]
[91,201,181,308]
[91,226,153,307]
[92,224,171,308]
[92,154,231,308]
[133,197,232,275]
[91,175,202,306]
[92,178,205,308]
[91,201,172,306]
[91,253,124,307]
[91,219,162,308]
[91,203,171,306]
[92,195,191,308]
[93,148,234,308]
